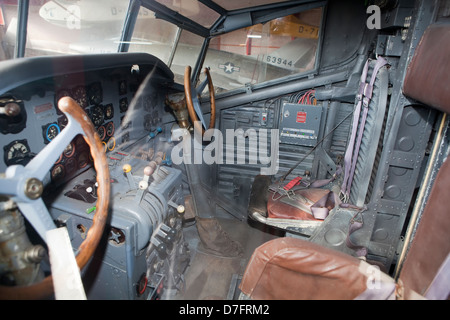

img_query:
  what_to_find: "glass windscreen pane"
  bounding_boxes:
[156,0,220,27]
[128,6,179,65]
[22,0,129,57]
[202,7,323,94]
[0,1,18,60]
[170,30,205,84]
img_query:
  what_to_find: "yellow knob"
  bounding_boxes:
[123,164,132,173]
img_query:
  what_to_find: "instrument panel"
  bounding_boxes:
[0,53,185,299]
[0,54,175,188]
[1,75,129,185]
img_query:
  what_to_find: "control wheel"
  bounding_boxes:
[0,97,110,299]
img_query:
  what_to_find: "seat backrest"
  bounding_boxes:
[399,21,450,299]
[402,22,450,113]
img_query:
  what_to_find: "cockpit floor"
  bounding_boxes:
[164,218,281,300]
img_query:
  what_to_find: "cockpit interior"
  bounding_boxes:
[0,0,449,302]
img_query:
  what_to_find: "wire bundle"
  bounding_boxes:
[289,89,317,105]
[298,89,317,105]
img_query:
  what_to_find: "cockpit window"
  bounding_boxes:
[155,0,220,28]
[202,7,323,94]
[170,29,205,84]
[129,6,180,65]
[0,0,18,60]
[0,0,129,59]
[129,7,204,84]
[0,1,323,94]
[30,0,129,56]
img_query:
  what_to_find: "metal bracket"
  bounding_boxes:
[316,147,337,176]
[245,83,253,94]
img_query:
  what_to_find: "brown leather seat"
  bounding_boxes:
[240,22,450,300]
[397,22,450,298]
[239,237,374,300]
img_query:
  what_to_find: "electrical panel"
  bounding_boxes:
[279,103,323,147]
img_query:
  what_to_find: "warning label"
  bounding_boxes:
[296,112,307,123]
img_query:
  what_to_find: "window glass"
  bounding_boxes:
[170,29,205,84]
[202,7,323,94]
[1,0,129,59]
[128,6,179,65]
[0,0,19,60]
[129,6,203,83]
[156,0,220,28]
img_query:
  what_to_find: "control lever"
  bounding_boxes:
[123,164,135,190]
[156,228,173,251]
[0,102,21,117]
[150,236,168,259]
[152,223,177,252]
[168,200,185,214]
[134,152,166,203]
[134,165,152,203]
[138,166,152,190]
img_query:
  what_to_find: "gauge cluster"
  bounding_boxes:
[49,135,92,185]
[0,67,149,187]
[0,52,176,192]
[49,78,133,184]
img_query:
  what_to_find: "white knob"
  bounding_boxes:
[138,180,148,190]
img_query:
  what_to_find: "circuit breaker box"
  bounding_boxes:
[279,103,323,147]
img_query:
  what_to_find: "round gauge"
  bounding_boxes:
[78,151,89,169]
[44,123,61,143]
[65,157,77,174]
[51,164,65,183]
[58,115,68,129]
[75,134,85,147]
[55,153,63,164]
[106,121,115,137]
[90,105,104,127]
[97,125,106,140]
[119,97,128,113]
[88,82,103,105]
[72,86,88,109]
[4,139,32,166]
[118,80,127,95]
[104,103,114,120]
[107,137,116,151]
[55,89,71,114]
[63,142,76,158]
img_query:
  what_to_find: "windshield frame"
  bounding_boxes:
[13,0,30,58]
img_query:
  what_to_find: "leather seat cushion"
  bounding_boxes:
[239,237,368,299]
